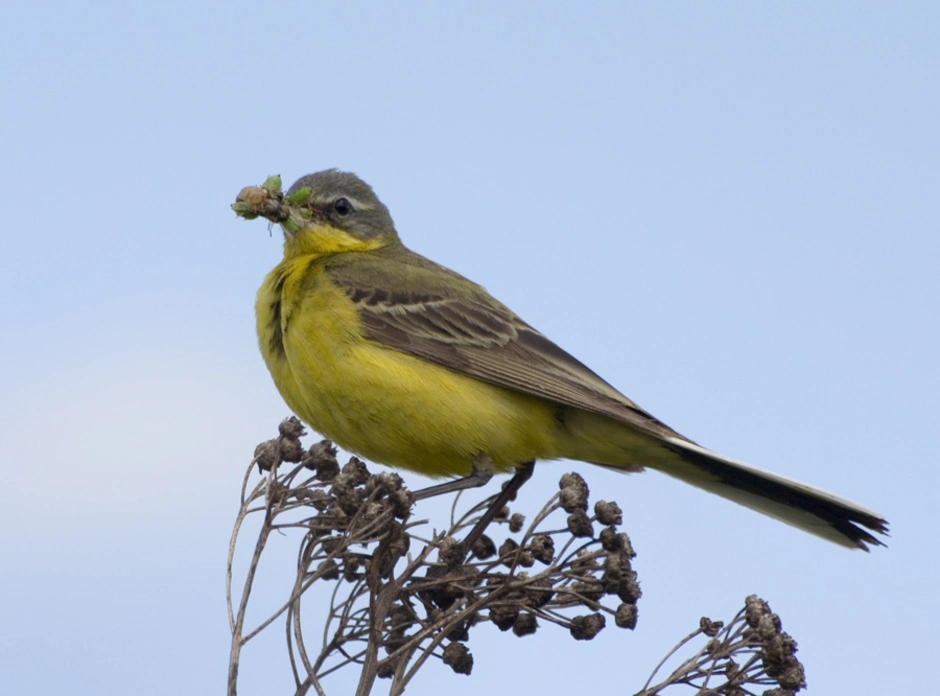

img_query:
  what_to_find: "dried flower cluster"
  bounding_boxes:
[637,594,806,696]
[227,418,641,696]
[228,419,807,696]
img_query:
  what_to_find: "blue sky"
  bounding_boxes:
[1,2,937,694]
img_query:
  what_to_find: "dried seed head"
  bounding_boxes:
[757,612,782,640]
[253,439,279,472]
[304,440,339,479]
[342,457,371,486]
[332,477,365,515]
[388,488,413,520]
[567,510,594,537]
[490,605,520,631]
[602,550,629,581]
[570,613,606,640]
[744,594,771,627]
[420,566,472,610]
[376,660,396,679]
[559,472,589,513]
[734,596,807,692]
[280,437,305,463]
[317,559,339,581]
[762,632,800,673]
[601,553,641,604]
[528,534,555,564]
[441,642,473,675]
[776,663,807,690]
[512,613,538,637]
[278,416,306,440]
[616,574,642,604]
[470,534,496,560]
[599,527,635,556]
[498,538,519,560]
[615,603,638,629]
[700,617,724,637]
[508,512,525,533]
[594,500,623,526]
[366,471,404,495]
[424,584,462,610]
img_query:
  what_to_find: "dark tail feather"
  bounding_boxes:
[657,438,888,550]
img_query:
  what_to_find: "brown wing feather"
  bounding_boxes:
[325,249,682,442]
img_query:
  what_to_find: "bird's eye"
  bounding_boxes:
[333,197,351,216]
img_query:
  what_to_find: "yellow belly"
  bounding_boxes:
[256,255,562,477]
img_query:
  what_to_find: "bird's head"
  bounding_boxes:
[280,170,399,258]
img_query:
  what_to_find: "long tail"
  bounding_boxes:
[647,437,888,550]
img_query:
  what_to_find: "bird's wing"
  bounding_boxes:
[325,248,684,442]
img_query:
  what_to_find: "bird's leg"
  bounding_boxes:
[412,454,496,501]
[459,460,535,557]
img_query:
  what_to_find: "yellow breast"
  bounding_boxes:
[256,254,562,478]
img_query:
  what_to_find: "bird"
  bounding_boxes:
[237,169,888,550]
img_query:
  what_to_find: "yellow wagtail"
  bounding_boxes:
[236,170,887,550]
